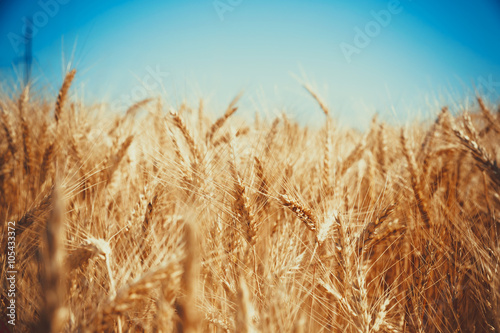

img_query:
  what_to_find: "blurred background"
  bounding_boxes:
[1,0,500,127]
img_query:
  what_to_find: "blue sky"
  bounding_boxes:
[1,0,500,126]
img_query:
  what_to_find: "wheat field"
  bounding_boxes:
[1,70,499,332]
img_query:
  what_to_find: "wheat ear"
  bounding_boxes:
[1,108,17,157]
[15,187,54,239]
[21,116,32,174]
[453,127,500,188]
[170,109,202,163]
[229,151,256,246]
[400,129,430,228]
[40,142,55,184]
[55,69,76,123]
[279,194,317,232]
[254,157,269,212]
[206,91,243,142]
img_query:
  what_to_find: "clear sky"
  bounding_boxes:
[1,0,500,126]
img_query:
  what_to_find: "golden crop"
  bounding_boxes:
[1,70,499,332]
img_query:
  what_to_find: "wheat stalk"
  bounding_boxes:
[39,183,67,333]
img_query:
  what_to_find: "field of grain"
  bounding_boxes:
[1,70,499,332]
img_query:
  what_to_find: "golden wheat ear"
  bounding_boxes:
[0,107,17,157]
[206,91,243,142]
[170,109,202,163]
[400,128,430,228]
[453,126,500,188]
[55,69,76,123]
[229,150,256,246]
[279,193,317,232]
